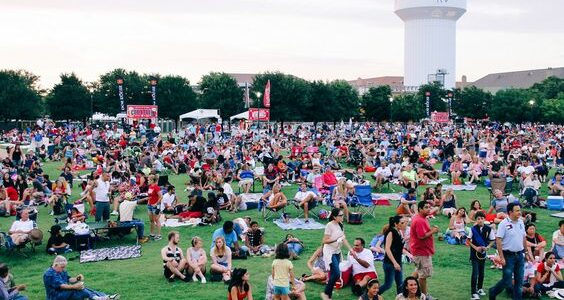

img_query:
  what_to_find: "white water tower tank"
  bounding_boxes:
[395,0,467,89]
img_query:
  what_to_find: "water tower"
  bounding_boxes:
[395,0,467,89]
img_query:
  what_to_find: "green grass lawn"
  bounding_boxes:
[1,161,560,300]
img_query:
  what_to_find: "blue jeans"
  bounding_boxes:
[489,252,524,300]
[471,258,485,294]
[52,287,102,300]
[122,220,145,238]
[287,242,304,256]
[379,260,403,296]
[324,254,341,298]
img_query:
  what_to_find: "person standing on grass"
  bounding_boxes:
[488,202,526,300]
[409,201,439,300]
[271,244,295,300]
[467,211,495,300]
[379,216,405,296]
[320,208,354,300]
[92,171,111,222]
[147,175,162,240]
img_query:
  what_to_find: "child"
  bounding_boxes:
[69,207,85,223]
[272,244,295,300]
[46,225,72,255]
[467,211,495,300]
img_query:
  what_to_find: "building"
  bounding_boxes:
[394,0,467,89]
[227,73,257,108]
[469,67,564,94]
[347,76,405,95]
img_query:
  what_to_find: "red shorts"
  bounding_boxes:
[178,211,203,218]
[485,214,497,223]
[353,271,377,283]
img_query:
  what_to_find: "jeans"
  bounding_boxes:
[489,252,524,300]
[534,281,564,295]
[122,220,145,238]
[379,260,403,296]
[324,254,341,298]
[287,243,304,256]
[95,201,110,222]
[471,258,485,294]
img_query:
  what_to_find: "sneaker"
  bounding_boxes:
[49,211,54,216]
[201,277,206,284]
[192,274,198,282]
[93,296,109,300]
[110,210,119,216]
[471,293,480,300]
[477,289,486,296]
[149,234,155,239]
[154,235,163,241]
[319,292,331,300]
[138,236,150,244]
[109,295,120,300]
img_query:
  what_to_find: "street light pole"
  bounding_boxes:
[389,96,394,123]
[255,91,262,136]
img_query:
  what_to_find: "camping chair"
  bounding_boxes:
[351,185,376,218]
[260,201,286,221]
[489,177,507,200]
[293,189,322,220]
[0,222,42,257]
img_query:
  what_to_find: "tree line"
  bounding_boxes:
[0,68,563,124]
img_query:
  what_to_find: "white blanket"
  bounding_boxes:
[161,218,201,227]
[273,218,325,230]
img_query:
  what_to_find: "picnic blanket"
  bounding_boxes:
[273,218,325,230]
[425,179,447,185]
[551,212,564,219]
[441,184,477,191]
[80,245,141,263]
[371,193,402,201]
[240,193,263,203]
[161,218,201,227]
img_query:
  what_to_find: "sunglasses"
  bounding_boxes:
[337,214,344,217]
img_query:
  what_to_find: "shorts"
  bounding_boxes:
[353,271,377,283]
[413,255,433,279]
[273,286,290,295]
[238,201,247,211]
[147,205,160,215]
[238,179,253,186]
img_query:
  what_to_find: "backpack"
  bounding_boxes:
[53,199,65,215]
[348,212,363,225]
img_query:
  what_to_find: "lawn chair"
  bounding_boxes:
[293,189,322,220]
[351,185,376,218]
[1,222,42,257]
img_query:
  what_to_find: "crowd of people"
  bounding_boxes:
[0,118,563,299]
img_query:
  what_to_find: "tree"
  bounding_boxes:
[329,80,360,122]
[157,75,198,123]
[489,88,532,123]
[418,82,447,115]
[391,93,425,122]
[531,76,564,100]
[46,73,91,121]
[252,72,311,122]
[540,94,564,124]
[92,69,150,115]
[452,86,492,119]
[199,72,244,120]
[0,69,43,121]
[361,85,392,122]
[306,80,334,123]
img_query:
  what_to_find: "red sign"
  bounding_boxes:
[127,105,158,120]
[249,108,270,121]
[263,80,271,108]
[431,111,449,123]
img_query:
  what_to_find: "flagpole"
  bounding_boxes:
[255,91,262,137]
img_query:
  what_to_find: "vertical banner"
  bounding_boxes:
[244,82,250,108]
[150,78,157,106]
[263,80,271,108]
[425,91,430,118]
[447,91,453,117]
[117,77,125,112]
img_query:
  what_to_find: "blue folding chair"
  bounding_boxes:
[351,185,376,218]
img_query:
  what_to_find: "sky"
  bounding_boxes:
[1,0,563,89]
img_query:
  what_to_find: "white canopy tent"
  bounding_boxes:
[91,112,118,121]
[179,109,220,121]
[230,111,249,121]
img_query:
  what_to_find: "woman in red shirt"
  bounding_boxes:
[228,268,253,300]
[147,175,162,241]
[531,252,564,296]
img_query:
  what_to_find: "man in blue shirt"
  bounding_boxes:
[211,221,248,258]
[43,255,119,300]
[488,202,526,300]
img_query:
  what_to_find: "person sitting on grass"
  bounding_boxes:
[46,225,72,255]
[396,188,417,217]
[186,236,207,284]
[211,236,232,283]
[349,238,378,296]
[245,221,270,256]
[400,164,418,189]
[118,193,150,244]
[301,246,327,283]
[8,209,34,246]
[359,279,383,300]
[531,251,564,296]
[282,234,304,260]
[447,207,470,244]
[237,164,255,194]
[0,263,28,300]
[43,255,120,300]
[228,268,253,300]
[160,185,177,214]
[395,276,425,300]
[161,231,188,282]
[211,221,249,258]
[525,223,547,262]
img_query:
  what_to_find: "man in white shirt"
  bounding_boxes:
[294,182,319,222]
[373,161,392,190]
[347,237,377,296]
[9,209,34,245]
[92,172,111,222]
[517,161,535,180]
[161,186,177,214]
[119,194,149,243]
